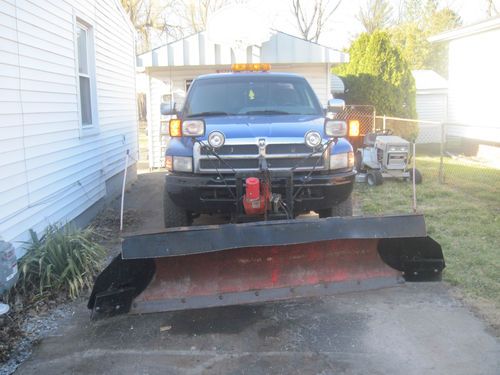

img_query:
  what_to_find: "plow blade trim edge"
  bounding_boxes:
[121,214,428,259]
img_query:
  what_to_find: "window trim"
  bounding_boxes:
[74,15,99,136]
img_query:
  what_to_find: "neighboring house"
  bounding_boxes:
[0,0,138,256]
[412,70,447,144]
[429,16,500,146]
[136,30,349,168]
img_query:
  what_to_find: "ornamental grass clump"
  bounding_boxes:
[18,224,106,300]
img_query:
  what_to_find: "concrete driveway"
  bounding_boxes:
[16,172,500,375]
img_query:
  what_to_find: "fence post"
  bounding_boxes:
[383,115,386,131]
[412,142,417,213]
[438,123,445,184]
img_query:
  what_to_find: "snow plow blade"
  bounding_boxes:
[88,214,444,318]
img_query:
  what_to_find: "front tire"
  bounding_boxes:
[355,150,363,172]
[318,195,353,218]
[367,170,383,186]
[163,187,191,228]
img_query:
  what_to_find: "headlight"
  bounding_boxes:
[173,156,193,172]
[389,146,408,152]
[348,120,360,136]
[208,131,225,148]
[182,120,205,137]
[304,131,322,148]
[330,152,354,170]
[325,120,347,137]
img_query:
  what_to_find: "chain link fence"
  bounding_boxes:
[338,107,500,215]
[336,108,499,307]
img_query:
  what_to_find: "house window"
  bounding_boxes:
[186,79,193,93]
[76,21,95,128]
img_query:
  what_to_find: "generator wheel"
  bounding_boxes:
[163,187,191,228]
[318,195,353,218]
[409,168,423,184]
[367,170,383,186]
[355,150,363,172]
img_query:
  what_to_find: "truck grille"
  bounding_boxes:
[200,145,259,156]
[194,140,326,173]
[266,144,313,154]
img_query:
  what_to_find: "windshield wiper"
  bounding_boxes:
[187,111,233,118]
[243,110,295,115]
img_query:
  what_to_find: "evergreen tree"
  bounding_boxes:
[336,31,416,120]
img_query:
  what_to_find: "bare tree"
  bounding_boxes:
[486,0,499,16]
[357,0,393,33]
[291,0,343,43]
[181,0,233,33]
[120,0,182,53]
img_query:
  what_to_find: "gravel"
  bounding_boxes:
[0,302,74,375]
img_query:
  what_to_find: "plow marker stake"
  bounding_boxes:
[88,214,445,318]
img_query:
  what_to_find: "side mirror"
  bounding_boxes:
[327,98,345,114]
[160,102,176,116]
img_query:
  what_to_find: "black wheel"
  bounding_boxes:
[163,187,191,228]
[366,170,383,186]
[318,195,353,218]
[355,150,363,172]
[409,168,423,184]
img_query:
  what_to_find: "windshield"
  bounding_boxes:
[183,75,323,117]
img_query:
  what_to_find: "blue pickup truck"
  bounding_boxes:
[161,64,355,226]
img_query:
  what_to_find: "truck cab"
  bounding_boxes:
[161,64,355,226]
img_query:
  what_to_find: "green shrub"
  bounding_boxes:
[18,224,106,300]
[335,31,417,119]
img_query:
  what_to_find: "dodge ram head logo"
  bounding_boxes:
[258,138,266,157]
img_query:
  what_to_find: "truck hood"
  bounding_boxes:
[201,115,327,140]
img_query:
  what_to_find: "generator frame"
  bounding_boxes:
[355,132,421,186]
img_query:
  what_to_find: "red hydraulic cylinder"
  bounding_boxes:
[246,177,260,199]
[243,177,266,215]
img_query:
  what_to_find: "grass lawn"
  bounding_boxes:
[353,156,500,309]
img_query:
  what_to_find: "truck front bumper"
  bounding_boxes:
[165,170,355,214]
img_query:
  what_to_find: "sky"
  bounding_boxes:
[241,0,494,50]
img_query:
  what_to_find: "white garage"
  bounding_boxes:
[412,70,447,143]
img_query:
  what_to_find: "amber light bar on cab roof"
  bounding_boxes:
[231,63,271,72]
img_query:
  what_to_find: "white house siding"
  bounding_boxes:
[0,0,137,256]
[416,93,447,123]
[446,28,500,143]
[146,63,330,168]
[415,92,447,143]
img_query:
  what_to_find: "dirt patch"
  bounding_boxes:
[0,313,23,364]
[92,208,142,240]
